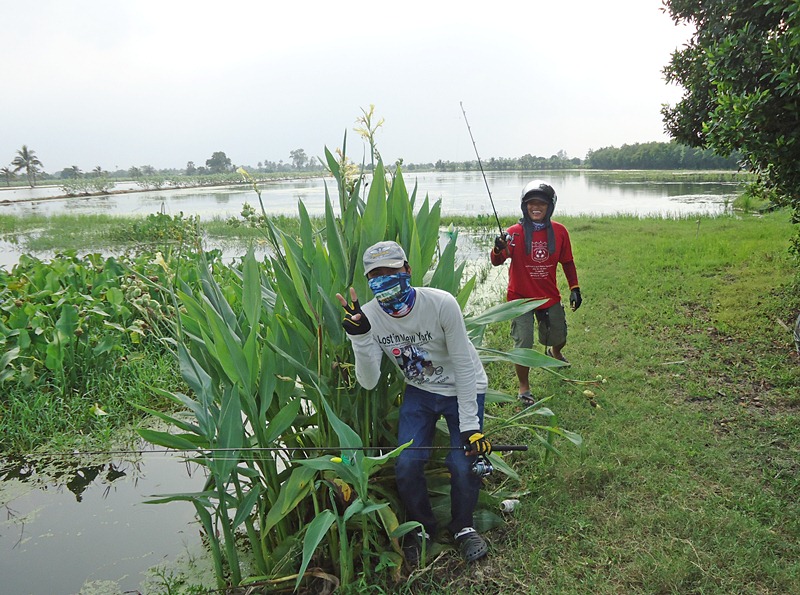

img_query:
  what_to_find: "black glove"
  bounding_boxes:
[341,298,371,335]
[493,234,509,254]
[461,431,492,456]
[569,287,582,311]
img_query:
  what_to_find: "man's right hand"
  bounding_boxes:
[493,234,509,253]
[336,287,371,335]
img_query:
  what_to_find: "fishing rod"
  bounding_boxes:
[33,444,529,458]
[460,101,506,238]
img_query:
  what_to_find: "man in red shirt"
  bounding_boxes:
[490,180,582,404]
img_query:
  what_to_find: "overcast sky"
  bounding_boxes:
[2,1,693,173]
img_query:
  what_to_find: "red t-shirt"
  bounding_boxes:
[490,220,579,309]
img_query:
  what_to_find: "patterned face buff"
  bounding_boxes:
[367,272,416,316]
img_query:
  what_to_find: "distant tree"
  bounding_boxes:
[70,165,82,178]
[0,166,15,186]
[206,151,232,174]
[129,166,142,178]
[11,145,43,187]
[289,148,308,170]
[59,167,80,179]
[93,166,103,177]
[186,161,197,175]
[140,165,156,176]
[662,0,800,215]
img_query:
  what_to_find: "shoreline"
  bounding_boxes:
[0,173,332,205]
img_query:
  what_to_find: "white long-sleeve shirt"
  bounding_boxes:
[347,287,488,432]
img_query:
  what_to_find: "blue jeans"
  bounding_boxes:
[395,385,486,536]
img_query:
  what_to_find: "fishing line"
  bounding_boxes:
[8,444,528,461]
[460,101,505,237]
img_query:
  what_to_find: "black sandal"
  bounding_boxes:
[454,528,488,562]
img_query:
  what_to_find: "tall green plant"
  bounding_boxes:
[141,142,579,590]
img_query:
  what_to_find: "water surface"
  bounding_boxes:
[0,170,740,220]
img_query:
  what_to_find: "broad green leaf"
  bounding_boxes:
[389,520,425,539]
[487,452,520,481]
[134,402,202,435]
[55,303,79,340]
[296,510,336,590]
[209,385,243,477]
[92,335,118,356]
[324,193,346,283]
[477,346,567,368]
[105,286,124,306]
[232,484,261,529]
[203,299,249,388]
[262,465,316,535]
[0,346,19,369]
[466,298,545,327]
[137,429,202,451]
[281,237,316,321]
[143,490,217,505]
[263,398,302,444]
[242,250,261,329]
[344,500,387,522]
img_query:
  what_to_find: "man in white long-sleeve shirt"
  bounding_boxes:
[336,240,491,564]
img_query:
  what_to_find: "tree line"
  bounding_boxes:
[416,142,740,172]
[0,147,327,188]
[1,140,747,189]
[585,142,742,170]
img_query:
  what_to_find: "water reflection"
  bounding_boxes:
[0,457,130,502]
[0,449,206,595]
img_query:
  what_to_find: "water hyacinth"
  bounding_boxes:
[139,138,580,590]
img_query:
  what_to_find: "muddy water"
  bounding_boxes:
[0,450,207,594]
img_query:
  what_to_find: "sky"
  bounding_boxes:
[2,0,693,174]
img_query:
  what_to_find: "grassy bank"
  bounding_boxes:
[405,211,799,594]
[1,210,798,593]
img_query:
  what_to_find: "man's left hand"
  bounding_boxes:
[461,431,491,456]
[570,287,582,311]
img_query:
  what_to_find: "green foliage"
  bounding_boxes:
[104,211,201,254]
[0,249,204,451]
[662,0,800,218]
[586,141,742,170]
[0,252,175,396]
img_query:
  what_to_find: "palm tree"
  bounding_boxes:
[93,166,103,177]
[0,166,15,186]
[11,145,43,188]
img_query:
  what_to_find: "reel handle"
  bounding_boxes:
[491,445,528,452]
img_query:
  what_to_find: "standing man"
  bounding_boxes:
[336,240,491,564]
[490,180,582,404]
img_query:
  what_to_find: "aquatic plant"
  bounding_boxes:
[140,137,578,590]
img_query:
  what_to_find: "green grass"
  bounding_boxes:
[1,343,182,454]
[397,211,799,594]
